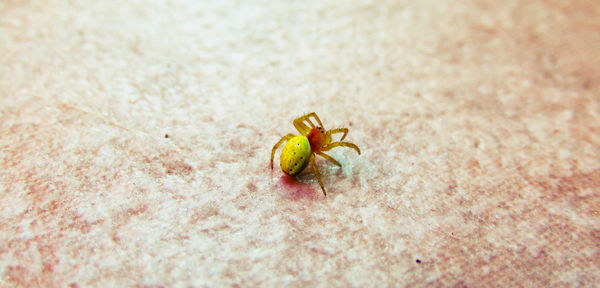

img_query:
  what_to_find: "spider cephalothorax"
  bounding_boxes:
[270,112,360,196]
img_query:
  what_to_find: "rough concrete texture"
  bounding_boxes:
[1,0,599,287]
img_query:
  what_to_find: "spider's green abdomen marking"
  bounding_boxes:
[280,136,311,175]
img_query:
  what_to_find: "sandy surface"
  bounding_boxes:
[1,0,599,287]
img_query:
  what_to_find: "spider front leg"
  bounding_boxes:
[294,112,325,134]
[293,118,312,135]
[310,154,327,196]
[321,141,361,155]
[324,128,349,145]
[270,133,296,169]
[305,112,324,129]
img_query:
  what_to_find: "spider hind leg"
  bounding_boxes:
[310,154,327,196]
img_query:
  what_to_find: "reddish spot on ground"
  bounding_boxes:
[246,182,258,192]
[279,175,320,199]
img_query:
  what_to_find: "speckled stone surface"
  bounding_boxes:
[1,0,599,286]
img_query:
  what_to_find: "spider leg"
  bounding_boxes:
[297,114,315,131]
[321,141,361,155]
[315,151,341,167]
[293,118,311,135]
[270,133,296,169]
[310,154,327,196]
[306,112,324,129]
[299,112,324,128]
[303,118,316,128]
[324,128,349,145]
[294,112,326,134]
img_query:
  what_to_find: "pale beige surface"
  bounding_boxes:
[1,0,600,287]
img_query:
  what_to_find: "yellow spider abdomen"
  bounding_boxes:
[280,136,311,175]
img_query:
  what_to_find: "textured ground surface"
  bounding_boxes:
[1,0,600,287]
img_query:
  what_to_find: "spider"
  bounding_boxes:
[270,112,360,196]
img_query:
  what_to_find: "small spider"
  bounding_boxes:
[270,112,360,196]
